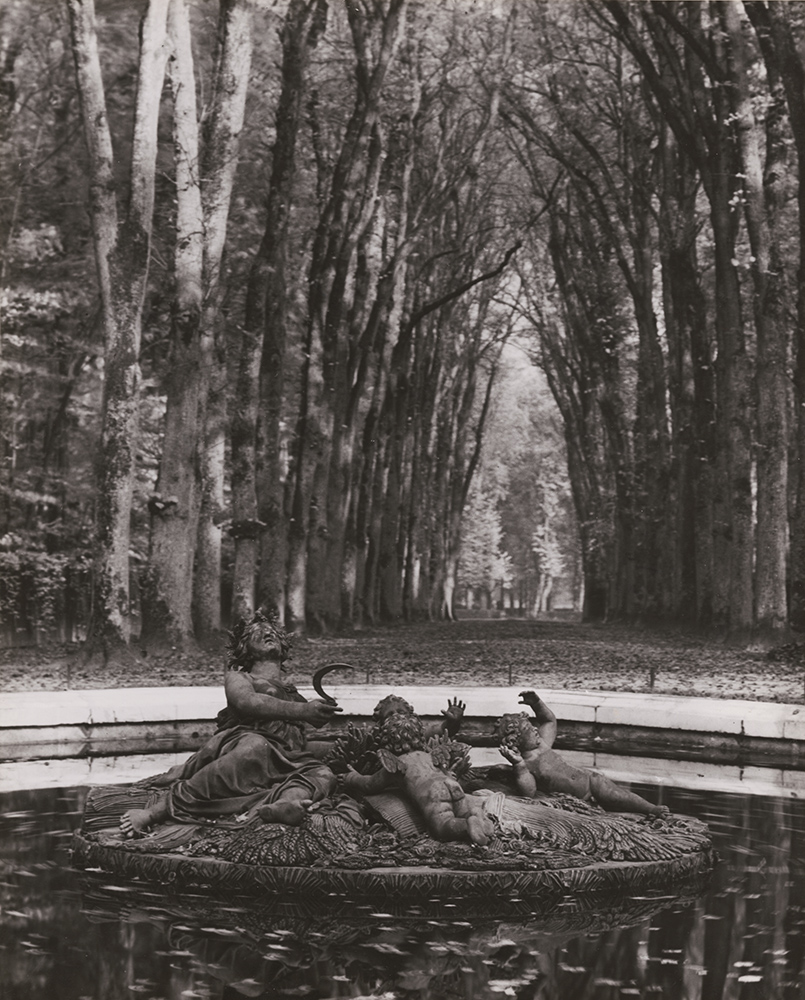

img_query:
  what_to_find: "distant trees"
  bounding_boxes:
[458,483,513,610]
[457,357,578,615]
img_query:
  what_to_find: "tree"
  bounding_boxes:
[598,0,755,631]
[7,0,804,648]
[723,0,789,636]
[459,353,579,615]
[67,0,168,653]
[745,1,805,632]
[141,0,254,648]
[458,482,512,609]
[226,0,326,627]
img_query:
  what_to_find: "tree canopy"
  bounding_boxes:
[2,0,804,649]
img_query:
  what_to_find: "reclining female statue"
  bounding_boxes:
[496,690,668,817]
[120,611,342,838]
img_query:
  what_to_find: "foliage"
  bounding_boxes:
[459,353,578,611]
[1,279,99,557]
[457,482,512,594]
[0,538,91,641]
[4,0,804,645]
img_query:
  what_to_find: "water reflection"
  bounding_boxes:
[1,781,804,998]
[69,878,712,1000]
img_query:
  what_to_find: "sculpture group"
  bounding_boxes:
[118,610,666,843]
[73,610,713,896]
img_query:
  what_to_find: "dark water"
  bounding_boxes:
[0,776,803,1000]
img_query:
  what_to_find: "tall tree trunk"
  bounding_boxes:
[141,0,252,645]
[761,1,805,631]
[194,0,254,637]
[142,0,204,647]
[403,320,440,619]
[628,193,668,619]
[436,371,471,622]
[290,0,405,631]
[658,123,715,624]
[231,0,324,623]
[229,322,262,622]
[194,370,227,638]
[708,20,755,634]
[724,0,789,637]
[230,0,326,624]
[363,415,390,623]
[711,179,754,631]
[374,300,414,622]
[353,369,386,624]
[379,415,405,620]
[67,0,168,651]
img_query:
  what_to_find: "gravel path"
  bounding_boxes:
[2,618,803,704]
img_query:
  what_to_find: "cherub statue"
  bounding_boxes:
[496,690,669,817]
[333,694,494,846]
[371,693,466,739]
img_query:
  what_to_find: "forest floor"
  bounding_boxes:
[2,615,804,704]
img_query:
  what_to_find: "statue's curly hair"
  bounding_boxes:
[494,712,537,751]
[372,694,415,723]
[225,609,292,671]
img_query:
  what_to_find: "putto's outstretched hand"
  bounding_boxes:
[499,743,523,766]
[441,697,466,736]
[518,690,541,707]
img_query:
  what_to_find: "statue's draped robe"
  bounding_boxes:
[147,676,334,821]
